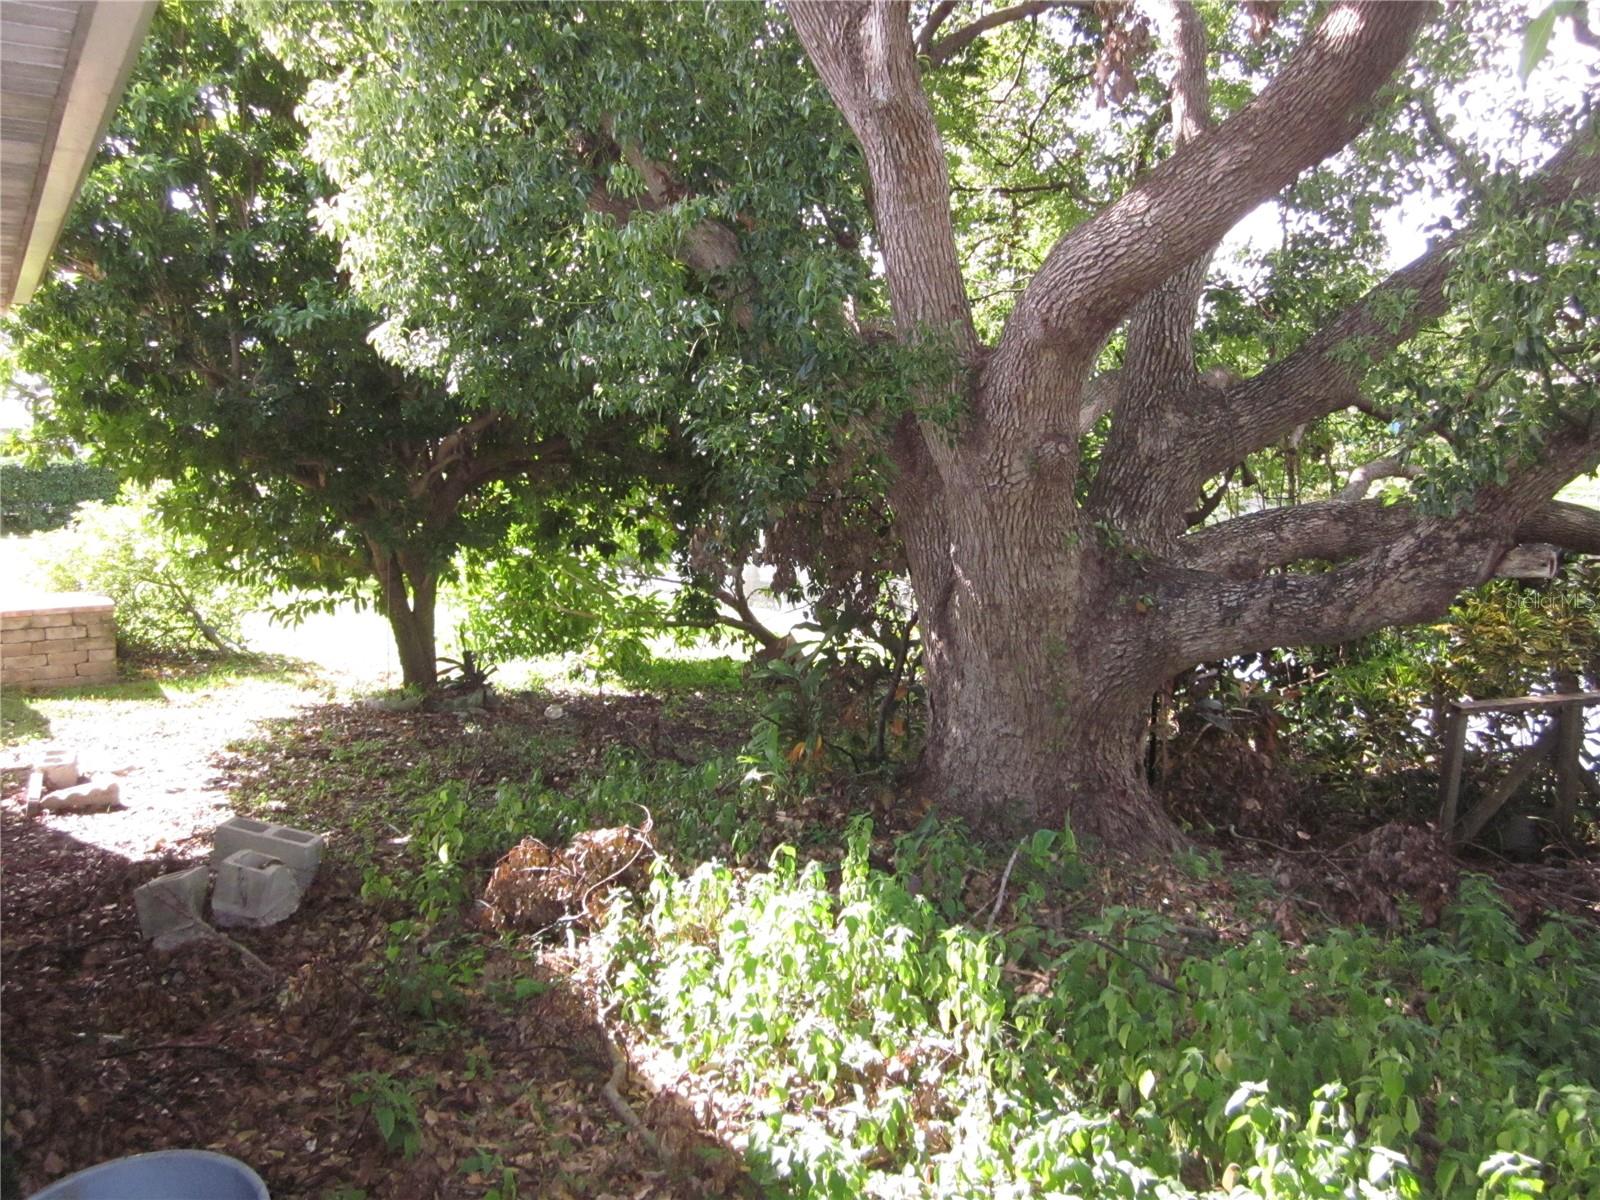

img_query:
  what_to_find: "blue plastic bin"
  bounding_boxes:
[26,1149,268,1199]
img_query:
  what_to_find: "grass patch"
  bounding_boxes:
[0,691,50,746]
[613,652,745,694]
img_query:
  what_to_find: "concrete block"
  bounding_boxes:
[134,866,210,943]
[84,647,117,663]
[44,624,88,641]
[39,777,121,813]
[212,816,323,890]
[4,654,50,671]
[40,749,80,790]
[32,613,73,628]
[212,849,303,929]
[1,626,45,644]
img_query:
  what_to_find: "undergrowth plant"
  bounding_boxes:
[598,818,1600,1199]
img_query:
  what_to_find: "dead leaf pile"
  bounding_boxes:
[481,825,655,932]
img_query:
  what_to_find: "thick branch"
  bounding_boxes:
[789,0,976,490]
[988,1,1431,412]
[1192,111,1600,483]
[915,0,959,57]
[1339,455,1423,501]
[1160,423,1600,663]
[789,1,976,343]
[1177,496,1600,579]
[1085,0,1214,542]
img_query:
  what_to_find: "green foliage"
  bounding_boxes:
[1520,2,1585,82]
[1274,563,1599,786]
[20,489,262,656]
[349,1070,425,1158]
[455,505,684,681]
[601,824,1600,1198]
[0,458,119,534]
[3,3,591,682]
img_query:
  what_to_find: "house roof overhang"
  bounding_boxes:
[2,0,156,309]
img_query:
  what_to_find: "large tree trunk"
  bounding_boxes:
[371,543,439,688]
[781,0,1600,856]
[899,462,1182,852]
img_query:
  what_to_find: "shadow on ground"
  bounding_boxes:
[0,802,751,1199]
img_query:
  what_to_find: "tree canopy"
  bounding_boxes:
[240,0,1599,852]
[4,3,691,685]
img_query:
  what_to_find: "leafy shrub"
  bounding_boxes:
[1234,563,1600,811]
[600,821,1600,1198]
[17,489,262,655]
[349,1070,425,1158]
[0,458,119,533]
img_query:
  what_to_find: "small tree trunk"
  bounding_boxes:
[372,544,439,688]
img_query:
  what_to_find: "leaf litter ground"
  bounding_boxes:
[3,659,1596,1199]
[2,667,752,1199]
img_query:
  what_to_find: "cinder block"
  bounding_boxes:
[39,777,121,812]
[31,613,72,628]
[40,749,80,790]
[1,627,45,644]
[134,866,211,944]
[212,816,323,890]
[212,849,302,929]
[44,624,88,641]
[4,654,50,671]
[84,647,117,663]
[50,649,90,667]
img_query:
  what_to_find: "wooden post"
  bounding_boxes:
[1437,704,1468,834]
[1554,700,1582,834]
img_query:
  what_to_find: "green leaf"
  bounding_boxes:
[1520,3,1580,83]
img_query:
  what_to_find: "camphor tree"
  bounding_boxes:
[267,1,1600,852]
[3,2,625,687]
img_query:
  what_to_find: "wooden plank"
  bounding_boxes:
[1,61,71,96]
[1438,706,1468,833]
[0,4,83,35]
[1494,544,1559,579]
[1454,724,1559,846]
[1452,691,1600,713]
[1,40,72,70]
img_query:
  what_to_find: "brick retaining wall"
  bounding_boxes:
[1,594,117,689]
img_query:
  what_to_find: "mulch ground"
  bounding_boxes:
[1,686,751,1200]
[4,675,1594,1198]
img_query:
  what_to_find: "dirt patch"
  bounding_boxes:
[0,671,327,861]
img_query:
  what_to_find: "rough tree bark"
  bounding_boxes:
[371,541,440,689]
[784,0,1600,853]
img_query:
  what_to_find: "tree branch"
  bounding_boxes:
[1085,0,1214,542]
[1190,110,1600,484]
[1177,495,1600,579]
[915,0,959,57]
[924,1,1075,68]
[1338,454,1424,501]
[789,1,976,343]
[987,1,1431,417]
[1160,423,1600,663]
[789,0,978,489]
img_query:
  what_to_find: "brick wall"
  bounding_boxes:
[1,594,117,689]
